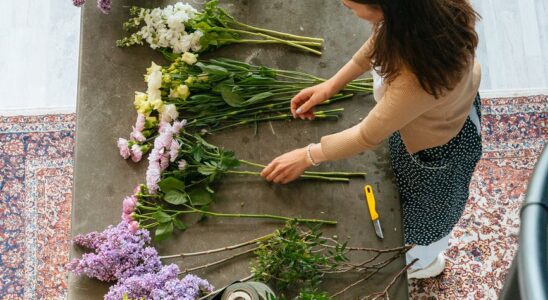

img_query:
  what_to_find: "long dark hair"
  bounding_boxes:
[351,0,480,98]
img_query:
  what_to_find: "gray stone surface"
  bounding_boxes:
[69,1,407,299]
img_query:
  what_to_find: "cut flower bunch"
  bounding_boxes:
[120,120,365,240]
[117,0,325,56]
[119,53,372,161]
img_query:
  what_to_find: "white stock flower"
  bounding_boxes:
[146,62,163,102]
[133,3,200,53]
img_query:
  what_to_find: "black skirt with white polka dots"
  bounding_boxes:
[388,94,482,246]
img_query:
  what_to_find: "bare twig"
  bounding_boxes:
[331,250,415,298]
[361,258,419,300]
[178,247,258,275]
[331,268,382,298]
[160,233,274,259]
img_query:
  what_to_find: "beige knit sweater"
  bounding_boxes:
[320,37,482,160]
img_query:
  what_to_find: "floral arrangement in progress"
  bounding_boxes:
[117,0,325,56]
[66,1,415,299]
[119,53,372,160]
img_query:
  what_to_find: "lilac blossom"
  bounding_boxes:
[72,0,85,7]
[97,0,112,14]
[67,221,162,282]
[105,264,213,300]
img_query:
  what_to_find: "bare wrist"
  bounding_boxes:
[325,78,343,96]
[309,143,327,164]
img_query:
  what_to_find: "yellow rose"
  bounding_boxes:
[197,75,209,82]
[169,84,190,100]
[181,52,198,65]
[184,76,195,85]
[176,85,190,100]
[150,98,164,111]
[137,101,153,116]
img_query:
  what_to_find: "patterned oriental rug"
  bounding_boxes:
[0,95,546,299]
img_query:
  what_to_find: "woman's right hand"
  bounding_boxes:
[291,81,338,120]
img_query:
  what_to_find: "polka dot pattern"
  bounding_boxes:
[389,94,483,246]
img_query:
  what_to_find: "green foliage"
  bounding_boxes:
[251,221,348,292]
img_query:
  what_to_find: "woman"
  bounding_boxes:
[260,0,482,279]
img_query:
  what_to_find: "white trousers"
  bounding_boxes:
[406,232,451,270]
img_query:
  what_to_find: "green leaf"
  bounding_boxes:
[189,189,213,206]
[173,217,187,231]
[220,153,240,169]
[192,147,204,162]
[258,66,277,77]
[197,166,216,176]
[244,92,275,105]
[219,84,245,107]
[194,134,218,150]
[154,222,173,241]
[188,94,221,102]
[238,75,276,85]
[158,177,185,193]
[158,48,179,62]
[196,62,229,76]
[152,211,172,223]
[163,190,189,205]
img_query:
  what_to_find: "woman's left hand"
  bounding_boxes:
[261,147,312,184]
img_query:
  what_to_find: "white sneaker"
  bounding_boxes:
[407,253,446,279]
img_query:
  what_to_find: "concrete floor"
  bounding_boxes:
[69,0,407,299]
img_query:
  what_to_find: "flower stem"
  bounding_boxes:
[226,170,350,182]
[188,205,337,225]
[221,28,322,55]
[222,39,322,47]
[231,20,324,43]
[237,159,366,177]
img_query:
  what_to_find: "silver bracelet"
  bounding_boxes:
[306,143,320,166]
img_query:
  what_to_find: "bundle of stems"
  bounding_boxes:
[130,125,364,240]
[118,0,326,56]
[124,55,372,159]
[167,57,372,132]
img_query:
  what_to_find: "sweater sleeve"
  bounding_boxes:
[320,70,437,160]
[351,35,374,71]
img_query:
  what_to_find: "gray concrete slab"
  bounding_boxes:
[69,1,407,299]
